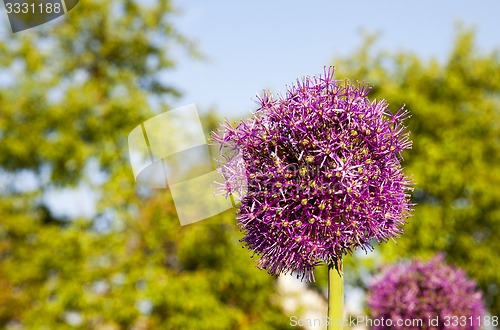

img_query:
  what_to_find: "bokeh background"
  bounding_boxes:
[0,1,499,329]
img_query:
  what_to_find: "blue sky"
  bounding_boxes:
[167,0,500,118]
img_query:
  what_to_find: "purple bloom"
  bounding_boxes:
[367,255,486,330]
[212,67,413,281]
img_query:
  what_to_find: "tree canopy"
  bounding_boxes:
[0,1,295,329]
[335,28,500,316]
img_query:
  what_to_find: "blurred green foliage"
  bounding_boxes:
[334,28,500,316]
[0,1,295,329]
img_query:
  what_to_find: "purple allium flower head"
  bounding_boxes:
[212,67,413,281]
[367,255,486,330]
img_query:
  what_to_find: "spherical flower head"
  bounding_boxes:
[367,255,486,330]
[212,67,413,281]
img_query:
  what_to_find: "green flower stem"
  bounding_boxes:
[327,259,344,330]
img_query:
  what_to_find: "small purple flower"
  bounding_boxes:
[212,67,413,281]
[367,255,486,330]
